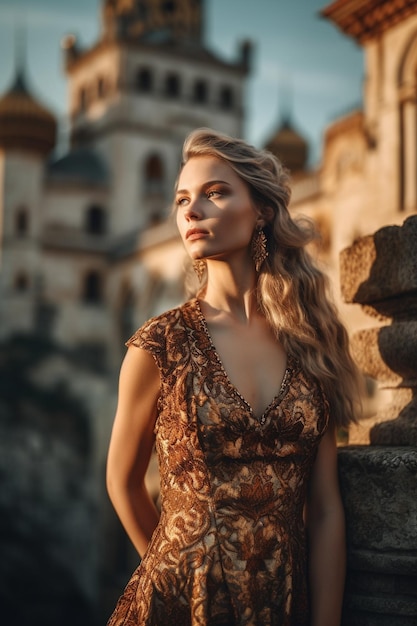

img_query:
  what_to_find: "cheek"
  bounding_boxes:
[175,211,185,237]
[229,205,257,236]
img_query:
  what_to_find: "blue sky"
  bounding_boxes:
[0,0,364,166]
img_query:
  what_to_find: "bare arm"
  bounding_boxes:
[308,423,346,626]
[106,346,161,558]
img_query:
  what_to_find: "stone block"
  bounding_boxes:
[340,215,417,319]
[351,322,417,384]
[339,446,417,626]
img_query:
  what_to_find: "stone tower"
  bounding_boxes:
[0,66,57,338]
[61,0,251,236]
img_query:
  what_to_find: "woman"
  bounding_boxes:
[106,128,361,626]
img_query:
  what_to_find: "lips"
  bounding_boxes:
[186,228,209,241]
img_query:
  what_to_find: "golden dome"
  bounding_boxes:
[0,71,57,155]
[265,117,309,173]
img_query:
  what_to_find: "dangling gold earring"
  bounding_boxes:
[193,259,206,282]
[251,226,268,272]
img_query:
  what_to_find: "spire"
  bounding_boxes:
[277,72,293,127]
[11,10,29,93]
[264,74,309,174]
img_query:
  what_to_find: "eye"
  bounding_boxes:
[206,188,222,199]
[175,196,189,207]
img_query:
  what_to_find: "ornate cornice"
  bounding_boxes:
[321,0,417,43]
[64,37,247,76]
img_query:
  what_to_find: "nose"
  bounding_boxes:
[184,197,203,221]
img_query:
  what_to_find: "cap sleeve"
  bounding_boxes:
[124,305,185,376]
[125,316,165,364]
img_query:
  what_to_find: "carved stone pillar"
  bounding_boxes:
[338,215,417,625]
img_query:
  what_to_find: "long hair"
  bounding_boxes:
[179,127,362,429]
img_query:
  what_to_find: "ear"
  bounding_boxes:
[256,206,274,228]
[263,206,275,223]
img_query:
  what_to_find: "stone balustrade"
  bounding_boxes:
[338,215,417,626]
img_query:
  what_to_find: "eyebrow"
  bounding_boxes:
[175,179,231,195]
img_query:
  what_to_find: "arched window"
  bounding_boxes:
[79,87,88,112]
[85,205,107,235]
[14,271,29,292]
[162,0,176,13]
[219,85,234,110]
[15,207,29,236]
[193,79,208,104]
[398,33,417,212]
[83,270,102,304]
[136,67,153,93]
[119,283,135,344]
[97,77,107,99]
[144,154,165,196]
[164,73,181,98]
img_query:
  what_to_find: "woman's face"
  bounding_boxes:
[175,156,259,263]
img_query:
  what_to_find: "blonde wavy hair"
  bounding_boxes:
[178,127,362,428]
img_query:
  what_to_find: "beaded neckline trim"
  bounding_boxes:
[193,298,292,425]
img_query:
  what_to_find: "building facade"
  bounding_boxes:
[287,0,417,440]
[1,0,417,619]
[291,0,417,312]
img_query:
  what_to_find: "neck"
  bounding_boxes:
[202,257,259,323]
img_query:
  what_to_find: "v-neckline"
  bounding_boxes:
[193,298,293,425]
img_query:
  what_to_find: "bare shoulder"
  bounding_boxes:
[119,345,161,402]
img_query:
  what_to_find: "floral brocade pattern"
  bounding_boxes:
[107,299,329,626]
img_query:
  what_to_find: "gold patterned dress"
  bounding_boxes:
[107,298,329,626]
